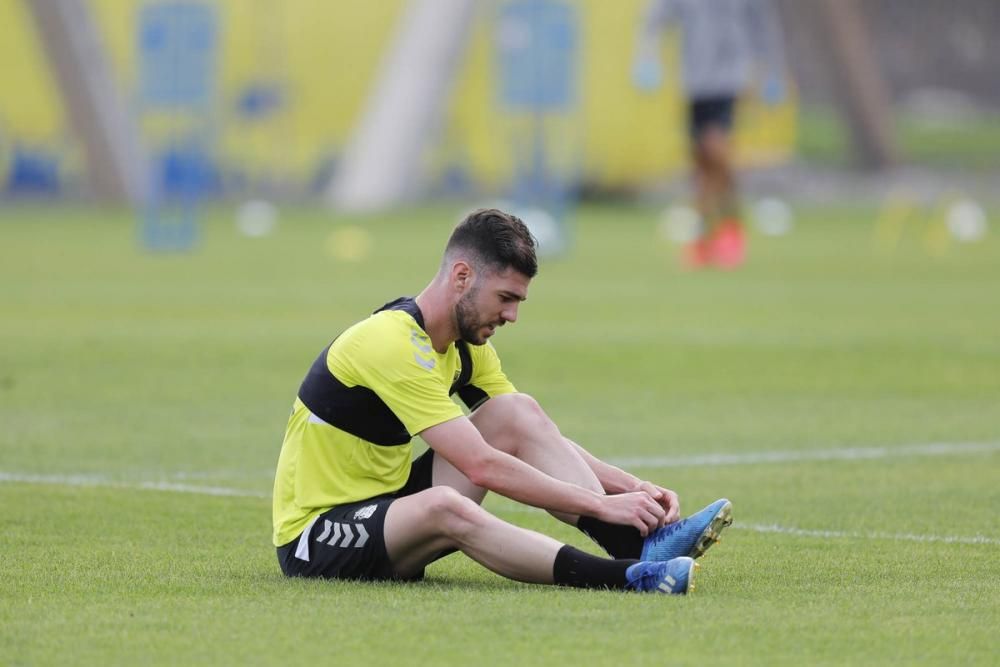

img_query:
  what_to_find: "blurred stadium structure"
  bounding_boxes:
[0,0,997,210]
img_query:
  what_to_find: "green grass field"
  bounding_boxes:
[2,201,999,665]
[797,107,1000,168]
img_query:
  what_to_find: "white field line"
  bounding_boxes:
[34,441,997,486]
[607,441,1000,469]
[2,441,999,546]
[2,441,997,496]
[4,480,1000,548]
[739,522,1000,546]
[490,504,1000,546]
[491,504,1000,546]
[0,472,268,499]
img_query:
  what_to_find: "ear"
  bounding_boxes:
[450,260,473,292]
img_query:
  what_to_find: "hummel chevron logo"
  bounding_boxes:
[410,330,432,353]
[315,520,370,548]
[413,352,435,370]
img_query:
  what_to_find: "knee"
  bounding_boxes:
[509,392,554,428]
[492,393,559,444]
[423,486,486,541]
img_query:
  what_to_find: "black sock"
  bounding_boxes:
[576,516,645,559]
[552,545,637,590]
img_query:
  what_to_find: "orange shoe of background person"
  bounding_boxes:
[709,219,746,269]
[682,235,712,269]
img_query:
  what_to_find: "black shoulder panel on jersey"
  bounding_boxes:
[456,384,490,411]
[451,341,489,409]
[449,340,473,395]
[297,343,411,447]
[373,296,425,330]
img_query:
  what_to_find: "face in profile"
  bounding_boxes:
[454,267,529,345]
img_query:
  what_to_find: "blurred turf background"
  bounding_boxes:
[1,202,998,665]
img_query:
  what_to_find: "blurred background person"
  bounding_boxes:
[633,0,788,269]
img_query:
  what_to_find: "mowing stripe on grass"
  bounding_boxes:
[608,441,1000,469]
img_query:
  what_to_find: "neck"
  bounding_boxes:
[415,280,458,354]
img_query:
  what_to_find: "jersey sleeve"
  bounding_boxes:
[332,315,463,436]
[457,341,517,410]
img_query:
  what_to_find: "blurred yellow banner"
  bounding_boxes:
[0,0,795,193]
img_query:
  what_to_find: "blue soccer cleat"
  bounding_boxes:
[641,498,733,562]
[625,557,699,595]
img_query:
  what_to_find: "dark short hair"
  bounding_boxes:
[445,208,538,278]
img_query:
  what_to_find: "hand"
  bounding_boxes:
[760,74,785,106]
[634,481,680,524]
[632,54,663,92]
[596,491,666,537]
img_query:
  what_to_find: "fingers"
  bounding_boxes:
[611,491,664,536]
[601,490,669,536]
[641,493,667,530]
[634,481,681,522]
[636,480,664,500]
[632,514,651,537]
[657,487,680,523]
[634,505,663,536]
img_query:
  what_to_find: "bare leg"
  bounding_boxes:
[430,445,488,504]
[692,143,717,233]
[460,393,603,525]
[384,486,564,581]
[698,126,738,228]
[422,393,646,562]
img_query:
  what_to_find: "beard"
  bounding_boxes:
[455,286,492,345]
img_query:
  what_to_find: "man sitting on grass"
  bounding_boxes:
[272,208,732,594]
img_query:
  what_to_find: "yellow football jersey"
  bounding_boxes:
[272,297,516,546]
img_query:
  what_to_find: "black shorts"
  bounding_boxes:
[276,448,437,581]
[689,95,736,141]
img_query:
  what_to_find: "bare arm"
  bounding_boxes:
[421,417,666,535]
[567,438,641,493]
[567,438,681,523]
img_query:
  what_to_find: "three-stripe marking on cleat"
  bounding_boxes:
[315,520,370,548]
[657,574,679,593]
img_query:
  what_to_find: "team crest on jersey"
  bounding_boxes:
[353,504,378,521]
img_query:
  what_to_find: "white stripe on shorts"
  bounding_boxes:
[294,515,321,562]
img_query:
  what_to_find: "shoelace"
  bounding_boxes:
[626,564,664,591]
[647,517,689,545]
